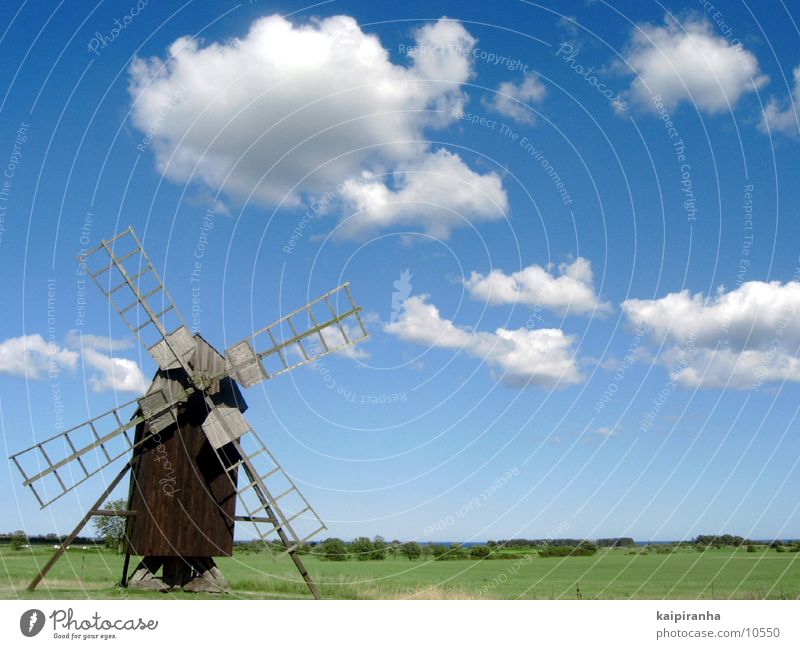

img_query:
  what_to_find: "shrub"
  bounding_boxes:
[648,544,675,554]
[448,543,469,559]
[596,537,636,548]
[370,536,387,560]
[317,537,349,561]
[746,544,757,553]
[400,541,422,560]
[693,534,748,547]
[431,544,450,560]
[10,531,27,551]
[92,498,128,553]
[539,542,597,558]
[470,545,492,559]
[349,537,373,561]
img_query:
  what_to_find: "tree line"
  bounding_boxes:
[0,531,97,549]
[8,516,799,558]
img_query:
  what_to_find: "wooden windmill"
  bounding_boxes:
[9,226,368,598]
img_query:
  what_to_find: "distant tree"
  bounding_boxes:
[431,544,449,560]
[388,539,403,558]
[400,541,422,560]
[92,498,128,553]
[746,544,756,553]
[693,534,747,547]
[10,530,27,551]
[235,540,262,555]
[596,537,636,548]
[317,538,348,561]
[470,545,492,559]
[448,543,468,560]
[539,542,597,558]
[349,536,373,561]
[371,536,387,560]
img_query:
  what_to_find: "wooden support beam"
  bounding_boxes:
[120,552,131,588]
[90,509,137,517]
[27,462,132,592]
[234,516,274,524]
[238,459,321,600]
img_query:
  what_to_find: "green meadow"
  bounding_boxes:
[1,544,798,600]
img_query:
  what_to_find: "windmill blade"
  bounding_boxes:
[9,387,190,508]
[203,409,326,550]
[82,227,196,374]
[225,282,368,388]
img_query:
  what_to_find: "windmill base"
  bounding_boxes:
[127,556,229,593]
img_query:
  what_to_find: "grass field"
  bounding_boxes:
[1,545,798,600]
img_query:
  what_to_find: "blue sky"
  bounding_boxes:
[1,0,799,543]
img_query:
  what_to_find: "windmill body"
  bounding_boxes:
[125,335,245,591]
[9,227,369,598]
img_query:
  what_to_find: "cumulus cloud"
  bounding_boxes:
[0,331,147,393]
[760,64,800,136]
[465,257,611,317]
[337,149,507,238]
[623,16,766,113]
[384,295,583,388]
[129,14,506,238]
[487,73,547,124]
[660,346,800,390]
[68,332,148,393]
[622,281,800,388]
[0,334,79,380]
[65,330,134,352]
[311,318,370,361]
[81,347,149,393]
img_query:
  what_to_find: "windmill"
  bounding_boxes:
[9,226,368,598]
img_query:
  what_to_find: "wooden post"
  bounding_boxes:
[120,552,132,587]
[27,462,132,592]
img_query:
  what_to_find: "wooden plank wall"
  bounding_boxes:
[126,335,247,557]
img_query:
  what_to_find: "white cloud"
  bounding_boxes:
[622,281,800,388]
[337,149,507,238]
[661,346,800,390]
[67,331,149,393]
[0,332,147,393]
[487,73,547,124]
[315,319,370,361]
[0,334,78,380]
[465,257,611,317]
[384,295,583,388]
[81,348,149,393]
[595,425,620,437]
[623,16,766,113]
[623,281,800,349]
[760,65,800,136]
[65,329,134,352]
[129,14,506,238]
